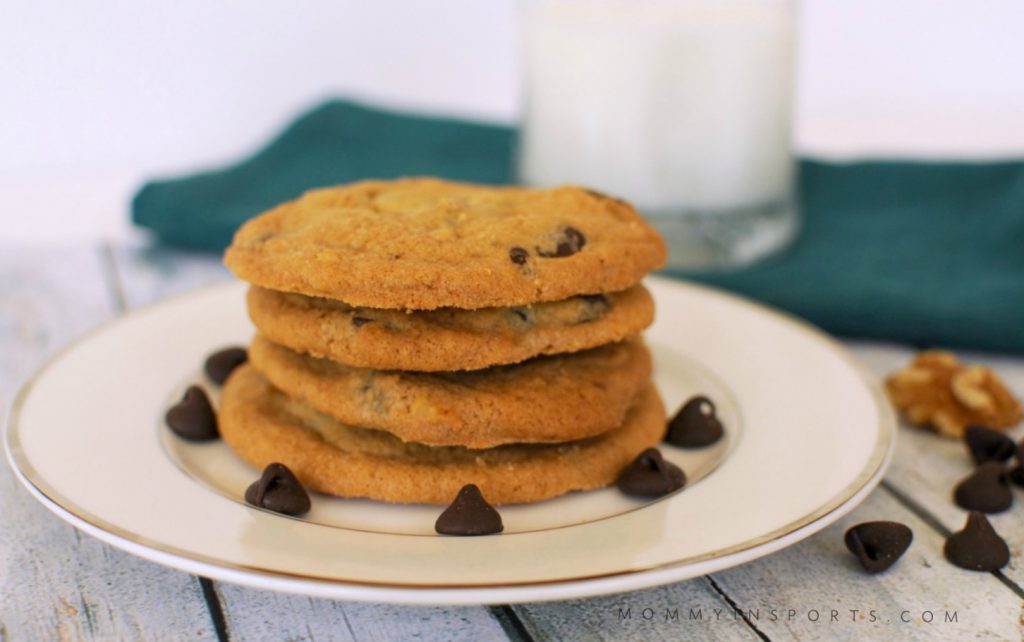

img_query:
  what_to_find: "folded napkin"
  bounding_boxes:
[133,100,1024,354]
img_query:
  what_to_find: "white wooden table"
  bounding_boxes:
[2,241,1022,641]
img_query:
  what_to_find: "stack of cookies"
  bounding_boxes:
[219,178,667,504]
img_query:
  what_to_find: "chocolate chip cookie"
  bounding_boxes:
[248,333,653,448]
[224,178,666,310]
[219,365,666,505]
[247,284,654,372]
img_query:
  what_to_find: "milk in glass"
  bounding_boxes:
[520,0,799,268]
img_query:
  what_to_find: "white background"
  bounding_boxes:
[2,0,1023,241]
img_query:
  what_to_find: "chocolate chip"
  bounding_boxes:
[577,294,611,322]
[165,386,218,441]
[510,308,531,323]
[204,347,247,385]
[844,521,913,573]
[964,425,1016,465]
[616,448,686,498]
[665,396,724,448]
[509,246,529,265]
[953,462,1012,513]
[944,511,1009,571]
[352,316,374,327]
[244,463,311,516]
[537,226,586,258]
[1009,461,1024,487]
[435,484,503,536]
[1010,439,1024,487]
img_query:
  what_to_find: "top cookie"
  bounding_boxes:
[224,178,666,310]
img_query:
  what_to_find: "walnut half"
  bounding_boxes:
[884,351,1022,438]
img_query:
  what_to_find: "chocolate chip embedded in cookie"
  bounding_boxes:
[224,178,666,310]
[247,334,653,449]
[246,284,655,372]
[218,365,666,505]
[536,225,586,258]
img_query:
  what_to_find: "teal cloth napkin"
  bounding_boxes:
[132,100,1024,353]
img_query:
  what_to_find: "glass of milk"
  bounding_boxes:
[519,0,799,269]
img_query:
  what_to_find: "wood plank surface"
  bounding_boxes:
[214,586,512,642]
[109,243,231,308]
[708,486,1023,641]
[0,245,218,641]
[513,578,760,641]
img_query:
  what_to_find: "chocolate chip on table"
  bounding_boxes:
[1010,437,1024,487]
[1008,460,1024,487]
[536,226,586,258]
[616,448,686,498]
[204,347,248,385]
[435,484,504,536]
[953,462,1012,513]
[964,425,1016,465]
[509,246,529,265]
[165,386,218,441]
[665,396,724,448]
[844,521,913,573]
[944,511,1010,571]
[245,463,311,516]
[352,316,374,327]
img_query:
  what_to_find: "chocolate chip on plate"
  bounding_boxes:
[665,396,724,448]
[537,226,586,258]
[944,511,1010,571]
[352,316,374,327]
[616,448,686,498]
[844,521,913,573]
[953,462,1012,513]
[509,246,529,265]
[245,463,311,516]
[165,386,218,441]
[435,484,504,536]
[964,425,1016,465]
[204,347,248,385]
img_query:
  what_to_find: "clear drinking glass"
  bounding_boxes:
[519,0,799,270]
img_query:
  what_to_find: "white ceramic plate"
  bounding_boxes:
[5,276,894,605]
